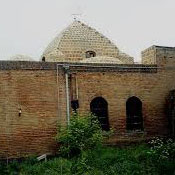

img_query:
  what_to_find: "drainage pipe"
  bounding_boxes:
[64,65,70,126]
[56,64,61,123]
[75,75,79,99]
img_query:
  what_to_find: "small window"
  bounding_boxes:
[42,57,45,62]
[71,100,79,112]
[86,51,96,58]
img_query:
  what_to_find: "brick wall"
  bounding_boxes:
[0,67,67,158]
[0,60,174,158]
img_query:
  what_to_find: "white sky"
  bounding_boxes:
[0,0,175,62]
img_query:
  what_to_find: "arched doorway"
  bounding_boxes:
[126,96,143,131]
[90,97,109,131]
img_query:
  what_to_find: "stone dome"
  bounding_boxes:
[10,54,34,61]
[42,20,134,64]
[80,56,124,64]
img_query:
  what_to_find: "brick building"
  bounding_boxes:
[0,20,175,158]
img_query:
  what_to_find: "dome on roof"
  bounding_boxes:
[42,20,134,64]
[10,54,34,61]
[41,50,65,62]
[80,56,124,64]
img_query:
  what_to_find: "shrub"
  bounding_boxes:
[0,161,8,175]
[55,113,103,157]
[148,137,175,161]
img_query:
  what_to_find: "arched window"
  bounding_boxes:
[86,51,96,58]
[167,90,175,137]
[90,97,109,131]
[126,96,143,131]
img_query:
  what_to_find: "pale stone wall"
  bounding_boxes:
[156,46,175,66]
[142,45,175,66]
[141,46,156,64]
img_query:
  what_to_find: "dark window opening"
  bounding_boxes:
[86,51,96,58]
[42,57,45,62]
[126,96,143,131]
[71,100,79,112]
[90,97,109,131]
[167,90,175,137]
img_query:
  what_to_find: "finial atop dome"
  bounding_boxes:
[72,13,82,21]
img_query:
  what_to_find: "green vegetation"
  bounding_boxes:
[0,115,174,174]
[55,113,104,157]
[0,144,175,175]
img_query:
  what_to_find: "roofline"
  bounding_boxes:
[142,45,175,53]
[0,60,157,73]
[153,45,175,49]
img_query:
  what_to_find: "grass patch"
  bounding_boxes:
[0,144,175,175]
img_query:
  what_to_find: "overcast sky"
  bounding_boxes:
[0,0,175,62]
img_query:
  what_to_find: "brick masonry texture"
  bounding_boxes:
[42,21,134,64]
[1,21,175,158]
[0,58,174,158]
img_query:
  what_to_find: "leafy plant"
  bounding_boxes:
[55,113,103,157]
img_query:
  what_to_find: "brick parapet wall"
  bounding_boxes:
[0,61,157,73]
